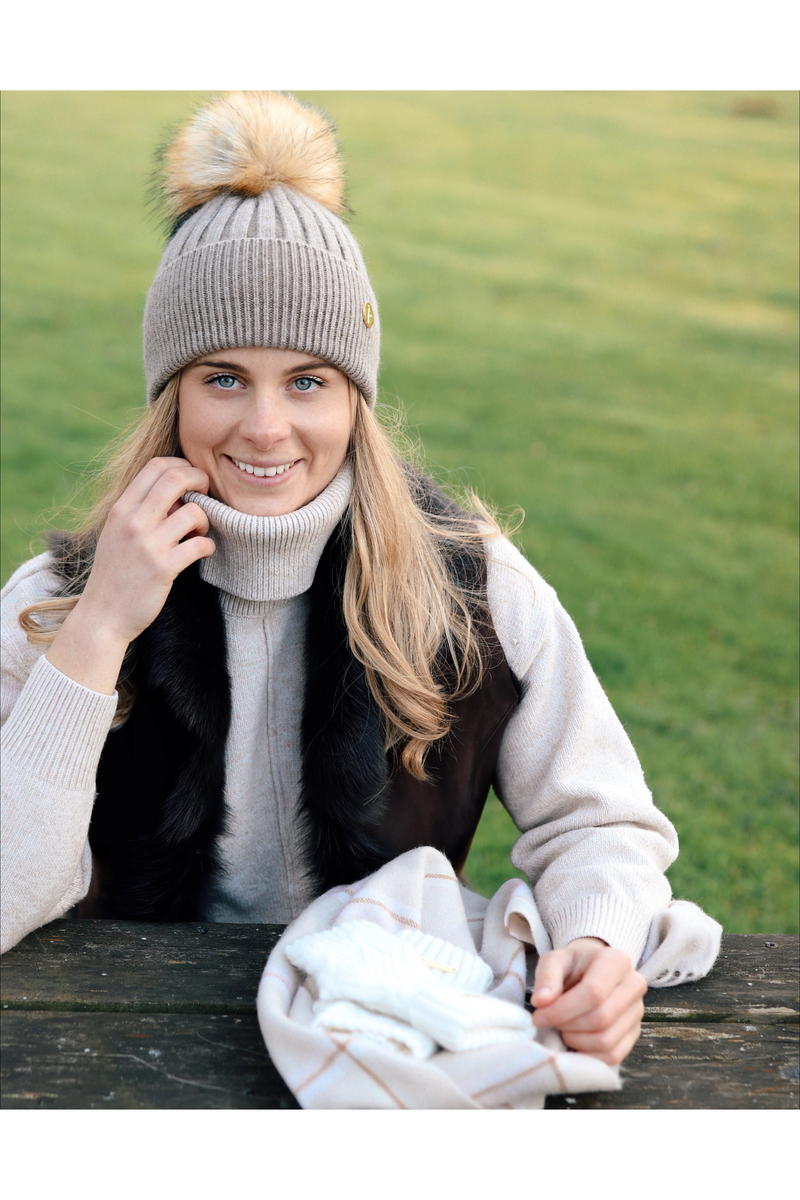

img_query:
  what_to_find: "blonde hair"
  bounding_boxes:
[19,375,509,778]
[18,374,182,726]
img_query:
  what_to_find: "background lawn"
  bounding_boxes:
[2,91,797,933]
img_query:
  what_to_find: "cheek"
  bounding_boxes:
[178,400,224,464]
[307,397,352,461]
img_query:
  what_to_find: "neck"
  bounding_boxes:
[184,460,353,603]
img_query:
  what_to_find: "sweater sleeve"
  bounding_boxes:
[1,556,118,953]
[486,535,678,967]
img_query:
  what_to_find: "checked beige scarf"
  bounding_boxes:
[256,846,621,1108]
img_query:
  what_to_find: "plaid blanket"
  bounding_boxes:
[256,846,621,1108]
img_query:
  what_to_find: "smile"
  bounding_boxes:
[229,456,297,478]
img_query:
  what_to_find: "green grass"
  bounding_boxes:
[2,91,797,933]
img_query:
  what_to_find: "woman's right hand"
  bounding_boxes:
[47,458,215,694]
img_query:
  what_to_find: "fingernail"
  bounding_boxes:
[534,987,553,1000]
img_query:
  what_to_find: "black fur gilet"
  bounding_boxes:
[47,480,520,920]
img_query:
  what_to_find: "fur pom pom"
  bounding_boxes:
[160,91,345,217]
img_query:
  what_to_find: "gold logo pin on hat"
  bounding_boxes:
[362,301,374,328]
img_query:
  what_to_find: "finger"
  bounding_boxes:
[562,1006,641,1054]
[553,972,647,1034]
[136,464,211,523]
[532,949,631,1027]
[562,1011,643,1066]
[115,457,196,509]
[169,536,216,574]
[159,502,211,545]
[531,949,570,1008]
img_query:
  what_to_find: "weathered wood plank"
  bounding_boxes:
[0,920,283,1013]
[2,923,797,1024]
[642,934,799,1025]
[4,1013,796,1110]
[3,921,796,1109]
[545,1022,800,1109]
[0,1011,298,1109]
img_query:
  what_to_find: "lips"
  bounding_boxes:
[230,456,296,478]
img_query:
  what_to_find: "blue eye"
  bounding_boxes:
[294,376,322,392]
[213,374,239,389]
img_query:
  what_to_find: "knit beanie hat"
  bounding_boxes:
[143,91,380,406]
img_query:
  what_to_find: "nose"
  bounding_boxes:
[237,392,292,450]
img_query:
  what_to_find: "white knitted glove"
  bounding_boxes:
[312,1000,437,1059]
[286,920,436,1014]
[286,920,534,1054]
[397,929,494,993]
[408,988,533,1052]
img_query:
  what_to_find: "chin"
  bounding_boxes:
[228,487,307,518]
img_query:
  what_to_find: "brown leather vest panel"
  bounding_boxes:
[375,617,521,874]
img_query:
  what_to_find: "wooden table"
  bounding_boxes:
[1,920,797,1109]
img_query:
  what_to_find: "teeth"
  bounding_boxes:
[232,458,293,478]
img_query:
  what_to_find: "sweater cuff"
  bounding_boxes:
[545,896,652,967]
[2,653,119,791]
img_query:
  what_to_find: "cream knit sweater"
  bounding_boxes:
[1,465,679,957]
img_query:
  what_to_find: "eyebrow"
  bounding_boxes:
[191,357,336,376]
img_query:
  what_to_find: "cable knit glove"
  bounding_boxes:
[285,920,534,1053]
[312,1000,438,1059]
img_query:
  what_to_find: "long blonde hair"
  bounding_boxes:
[19,375,508,778]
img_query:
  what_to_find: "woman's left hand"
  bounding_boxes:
[530,937,647,1065]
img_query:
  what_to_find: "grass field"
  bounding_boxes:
[2,91,798,933]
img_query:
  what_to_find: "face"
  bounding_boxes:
[178,347,353,516]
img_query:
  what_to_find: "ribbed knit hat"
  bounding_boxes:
[143,91,380,406]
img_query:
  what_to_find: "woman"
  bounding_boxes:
[1,91,716,1066]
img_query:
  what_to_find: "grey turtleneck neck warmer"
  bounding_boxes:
[186,460,353,606]
[183,463,353,923]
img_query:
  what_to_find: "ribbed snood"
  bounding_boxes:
[184,461,353,606]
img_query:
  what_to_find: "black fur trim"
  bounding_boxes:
[297,473,487,894]
[298,518,393,894]
[49,539,232,921]
[91,561,231,920]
